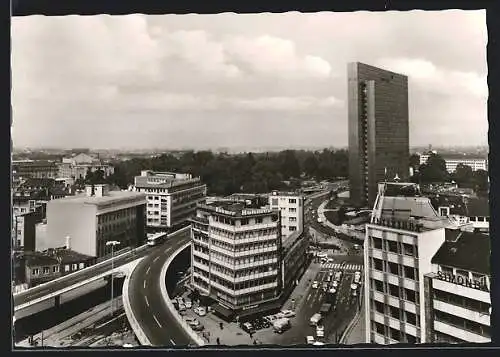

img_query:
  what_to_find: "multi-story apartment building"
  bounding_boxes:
[364,182,450,344]
[12,160,59,180]
[347,63,410,208]
[268,191,304,238]
[12,211,41,251]
[134,171,206,232]
[57,153,114,180]
[190,199,282,321]
[419,153,488,173]
[46,184,146,257]
[430,194,489,233]
[425,230,490,343]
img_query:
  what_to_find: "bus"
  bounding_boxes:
[147,232,168,246]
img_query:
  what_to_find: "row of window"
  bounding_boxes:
[370,258,419,280]
[210,260,277,279]
[209,239,278,253]
[212,215,279,226]
[373,301,419,326]
[31,262,86,276]
[204,251,278,266]
[469,216,489,222]
[433,289,490,315]
[97,208,135,223]
[371,237,418,257]
[371,322,419,343]
[439,266,486,284]
[210,227,279,241]
[434,310,490,338]
[371,279,419,303]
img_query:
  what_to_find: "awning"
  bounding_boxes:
[212,303,235,320]
[237,300,282,320]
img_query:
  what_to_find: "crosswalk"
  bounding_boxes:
[321,263,363,272]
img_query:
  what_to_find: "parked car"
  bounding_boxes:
[280,310,296,318]
[178,303,186,311]
[327,258,334,263]
[194,306,207,316]
[241,322,255,334]
[309,313,322,326]
[334,271,342,281]
[192,323,205,331]
[306,336,315,345]
[272,318,291,334]
[264,315,278,323]
[313,341,325,346]
[332,280,339,288]
[185,299,192,309]
[312,281,319,289]
[316,325,325,338]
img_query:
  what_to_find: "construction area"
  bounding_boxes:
[15,297,138,348]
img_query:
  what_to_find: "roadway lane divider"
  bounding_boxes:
[339,281,364,344]
[122,258,152,346]
[159,242,205,347]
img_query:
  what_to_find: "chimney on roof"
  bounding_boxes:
[65,236,71,250]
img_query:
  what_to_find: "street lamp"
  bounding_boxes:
[106,240,121,317]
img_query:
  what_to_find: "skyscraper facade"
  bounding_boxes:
[348,62,410,208]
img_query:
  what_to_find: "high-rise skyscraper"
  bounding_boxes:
[347,62,410,208]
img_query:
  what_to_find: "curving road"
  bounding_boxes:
[127,230,193,346]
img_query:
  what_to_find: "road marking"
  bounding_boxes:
[153,315,162,328]
[143,280,147,289]
[165,247,171,254]
[153,256,160,263]
[146,267,151,275]
[306,293,312,302]
[170,339,176,345]
[145,296,150,307]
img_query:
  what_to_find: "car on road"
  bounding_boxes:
[313,341,325,346]
[194,306,207,316]
[316,325,325,338]
[309,313,322,326]
[241,322,255,334]
[264,315,279,323]
[353,244,360,250]
[178,303,186,311]
[334,271,342,281]
[351,283,359,296]
[185,299,192,309]
[306,336,315,345]
[312,281,319,289]
[325,275,331,282]
[281,309,296,318]
[322,282,328,291]
[177,297,185,305]
[354,272,361,284]
[327,258,334,263]
[331,280,338,288]
[273,318,291,334]
[192,323,205,331]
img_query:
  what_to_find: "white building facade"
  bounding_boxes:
[46,184,146,257]
[268,191,304,238]
[190,200,282,318]
[419,154,488,173]
[57,153,114,180]
[364,182,449,344]
[134,171,207,231]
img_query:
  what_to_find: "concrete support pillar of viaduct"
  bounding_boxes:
[55,295,61,308]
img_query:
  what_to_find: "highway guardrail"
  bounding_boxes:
[159,242,205,346]
[122,258,152,346]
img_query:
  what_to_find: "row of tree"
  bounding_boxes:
[84,149,349,197]
[410,153,489,195]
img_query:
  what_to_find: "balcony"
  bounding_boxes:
[210,232,278,246]
[432,278,490,304]
[193,250,210,261]
[433,300,490,327]
[235,258,278,270]
[234,282,278,296]
[235,270,278,283]
[210,221,278,233]
[433,320,490,343]
[234,246,278,257]
[193,260,210,272]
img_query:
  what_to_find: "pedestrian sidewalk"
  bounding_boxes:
[282,261,321,312]
[343,298,366,344]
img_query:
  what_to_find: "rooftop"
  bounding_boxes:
[198,200,275,217]
[465,197,489,217]
[50,190,145,207]
[269,191,303,198]
[432,230,490,275]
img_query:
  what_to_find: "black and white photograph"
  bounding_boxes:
[11,8,490,348]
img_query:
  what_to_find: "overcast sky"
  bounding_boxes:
[12,10,487,151]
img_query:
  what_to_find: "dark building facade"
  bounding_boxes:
[348,62,410,208]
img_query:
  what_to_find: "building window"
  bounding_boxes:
[32,268,40,275]
[289,226,297,232]
[72,264,78,270]
[388,284,400,298]
[43,267,50,274]
[402,243,415,256]
[374,279,384,293]
[387,240,399,254]
[404,266,415,280]
[271,198,278,206]
[372,237,382,249]
[79,263,85,269]
[390,327,400,341]
[53,266,59,273]
[256,217,263,224]
[374,301,385,314]
[289,208,297,213]
[65,265,70,272]
[388,262,399,275]
[288,198,297,204]
[373,258,384,272]
[405,311,416,325]
[374,322,385,335]
[289,217,297,222]
[404,288,416,303]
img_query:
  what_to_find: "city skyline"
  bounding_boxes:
[12,11,487,150]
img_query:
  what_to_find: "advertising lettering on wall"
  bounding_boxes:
[437,271,489,292]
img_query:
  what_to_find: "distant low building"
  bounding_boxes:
[57,153,114,180]
[12,160,58,180]
[419,152,488,173]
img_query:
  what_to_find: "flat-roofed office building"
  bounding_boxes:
[348,63,409,208]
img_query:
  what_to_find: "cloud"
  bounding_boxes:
[376,57,488,99]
